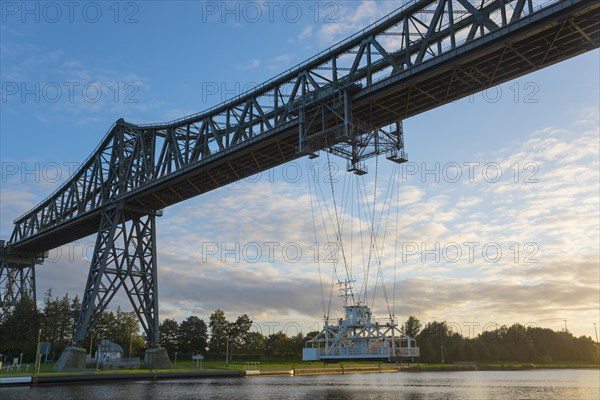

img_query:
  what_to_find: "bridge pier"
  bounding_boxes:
[55,205,165,371]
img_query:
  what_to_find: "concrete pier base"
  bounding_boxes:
[144,347,172,369]
[53,346,87,371]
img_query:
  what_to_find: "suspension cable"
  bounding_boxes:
[307,152,401,321]
[306,157,327,320]
[326,151,355,306]
[392,163,400,319]
[372,163,398,318]
[308,158,338,320]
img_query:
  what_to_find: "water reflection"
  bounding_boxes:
[2,369,598,400]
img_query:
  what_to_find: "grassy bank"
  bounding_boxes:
[403,362,599,372]
[0,359,392,378]
[1,359,597,379]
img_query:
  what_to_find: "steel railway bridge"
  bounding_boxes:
[1,0,598,348]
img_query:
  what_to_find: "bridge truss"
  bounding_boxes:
[1,0,598,346]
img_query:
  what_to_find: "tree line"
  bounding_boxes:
[0,293,306,363]
[1,293,598,365]
[409,317,599,364]
[158,309,308,360]
[0,290,142,363]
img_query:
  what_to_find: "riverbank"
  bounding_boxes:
[404,362,600,372]
[1,361,597,387]
[3,368,598,400]
[0,369,244,386]
[0,364,400,386]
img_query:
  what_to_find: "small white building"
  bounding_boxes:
[96,339,123,362]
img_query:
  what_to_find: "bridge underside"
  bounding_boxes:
[354,0,599,122]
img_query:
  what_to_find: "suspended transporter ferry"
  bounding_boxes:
[303,281,419,362]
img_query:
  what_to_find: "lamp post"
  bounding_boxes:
[440,345,444,364]
[33,329,42,385]
[225,336,229,369]
[129,333,133,358]
[594,323,599,361]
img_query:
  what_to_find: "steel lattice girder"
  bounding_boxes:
[0,263,35,313]
[73,206,159,345]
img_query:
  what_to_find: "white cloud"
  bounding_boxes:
[298,26,312,40]
[312,1,400,47]
[0,39,153,125]
[237,58,261,70]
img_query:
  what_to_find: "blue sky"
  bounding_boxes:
[1,1,598,340]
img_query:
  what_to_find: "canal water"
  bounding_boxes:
[2,369,598,399]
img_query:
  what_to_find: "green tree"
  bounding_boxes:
[93,311,118,342]
[229,314,252,361]
[290,332,305,356]
[113,309,141,354]
[87,308,142,356]
[55,293,72,345]
[178,316,208,354]
[421,339,437,363]
[448,340,466,362]
[40,290,77,348]
[403,316,422,339]
[0,296,41,362]
[474,339,490,362]
[305,331,320,341]
[238,331,265,356]
[265,332,300,358]
[41,289,59,346]
[416,321,452,363]
[160,319,179,353]
[70,295,81,337]
[418,321,449,345]
[208,309,230,356]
